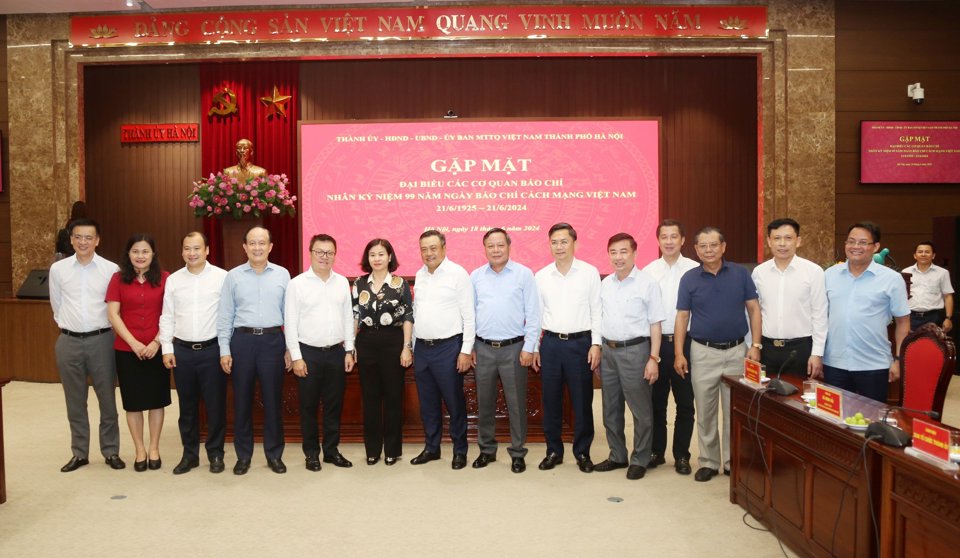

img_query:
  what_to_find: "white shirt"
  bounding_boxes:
[284,269,355,360]
[751,255,828,356]
[600,266,666,340]
[903,263,954,312]
[413,258,475,354]
[49,253,119,332]
[535,258,602,348]
[159,262,228,354]
[641,255,699,334]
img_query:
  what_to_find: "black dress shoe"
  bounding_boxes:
[648,453,666,469]
[323,452,353,468]
[451,453,467,470]
[675,457,692,475]
[724,468,731,476]
[209,456,225,474]
[410,449,441,465]
[575,453,594,473]
[538,452,563,470]
[305,455,322,472]
[511,457,526,473]
[60,456,89,473]
[147,457,161,470]
[694,467,719,482]
[626,465,647,480]
[267,458,287,474]
[385,457,399,466]
[105,455,126,470]
[366,456,380,466]
[594,459,628,472]
[233,459,251,475]
[173,456,199,475]
[134,460,147,472]
[472,453,496,469]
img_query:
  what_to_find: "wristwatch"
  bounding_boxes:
[403,341,413,349]
[649,355,661,363]
[751,343,763,350]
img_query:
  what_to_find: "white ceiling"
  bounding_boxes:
[0,1,419,15]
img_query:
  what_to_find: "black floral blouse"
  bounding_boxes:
[352,273,414,330]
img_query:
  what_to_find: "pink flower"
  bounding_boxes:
[225,188,234,196]
[250,189,258,197]
[257,201,267,210]
[213,207,222,215]
[206,205,213,212]
[235,202,241,208]
[207,185,214,192]
[239,194,248,201]
[242,205,251,213]
[244,184,252,191]
[230,178,238,185]
[272,206,281,214]
[264,190,276,199]
[219,198,229,206]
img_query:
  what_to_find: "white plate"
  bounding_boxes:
[845,422,869,431]
[760,376,770,383]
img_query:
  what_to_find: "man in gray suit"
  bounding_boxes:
[49,218,125,472]
[470,228,540,473]
[595,233,664,480]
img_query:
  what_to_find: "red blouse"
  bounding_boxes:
[105,271,169,352]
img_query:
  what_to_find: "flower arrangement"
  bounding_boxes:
[188,172,297,219]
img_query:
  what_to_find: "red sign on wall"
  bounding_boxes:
[72,5,767,47]
[121,124,199,143]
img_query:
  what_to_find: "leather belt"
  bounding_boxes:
[417,334,459,347]
[910,309,943,317]
[235,326,282,335]
[542,330,590,341]
[305,342,344,352]
[61,327,111,339]
[761,335,812,349]
[692,338,744,350]
[602,336,649,349]
[477,335,524,349]
[663,334,675,343]
[173,337,218,351]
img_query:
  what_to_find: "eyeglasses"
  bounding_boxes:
[310,250,335,258]
[844,239,875,247]
[696,242,721,250]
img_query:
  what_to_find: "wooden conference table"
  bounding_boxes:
[726,375,960,558]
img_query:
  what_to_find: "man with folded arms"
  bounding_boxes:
[534,223,602,473]
[159,232,229,474]
[49,217,125,472]
[675,226,761,482]
[217,225,291,475]
[284,233,355,472]
[752,218,827,380]
[596,233,665,480]
[470,228,540,473]
[411,230,475,470]
[642,219,698,475]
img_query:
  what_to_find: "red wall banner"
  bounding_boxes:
[72,5,767,46]
[861,121,960,184]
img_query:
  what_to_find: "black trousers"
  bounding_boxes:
[760,336,813,378]
[910,309,945,331]
[172,342,227,460]
[651,335,695,461]
[539,334,594,457]
[296,342,347,457]
[230,331,286,461]
[356,327,405,459]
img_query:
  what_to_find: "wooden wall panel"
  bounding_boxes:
[0,16,10,297]
[835,0,960,265]
[83,64,201,271]
[301,56,759,262]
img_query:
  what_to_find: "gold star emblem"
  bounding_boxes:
[260,86,292,119]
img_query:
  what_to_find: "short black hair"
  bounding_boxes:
[607,232,637,251]
[767,218,800,236]
[915,241,935,252]
[69,217,100,237]
[360,238,398,273]
[183,231,208,247]
[548,222,577,241]
[482,227,511,245]
[310,233,337,252]
[847,221,881,243]
[656,219,684,238]
[419,229,446,246]
[694,226,725,244]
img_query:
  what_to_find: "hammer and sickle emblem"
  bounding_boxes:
[208,88,238,117]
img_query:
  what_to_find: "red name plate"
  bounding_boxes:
[121,124,199,143]
[743,358,762,385]
[912,418,951,462]
[815,385,843,421]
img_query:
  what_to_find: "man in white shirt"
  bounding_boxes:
[284,234,356,472]
[533,223,602,473]
[411,230,475,470]
[903,241,954,333]
[159,231,229,474]
[752,218,828,379]
[642,219,698,475]
[49,218,125,472]
[596,233,665,480]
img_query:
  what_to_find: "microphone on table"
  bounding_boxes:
[865,406,941,447]
[767,350,798,396]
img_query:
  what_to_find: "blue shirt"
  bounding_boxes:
[823,261,909,371]
[600,266,666,340]
[471,259,541,353]
[217,261,291,356]
[677,261,758,343]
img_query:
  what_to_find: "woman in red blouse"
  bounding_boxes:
[106,234,170,472]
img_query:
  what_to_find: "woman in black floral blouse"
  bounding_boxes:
[353,238,414,465]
